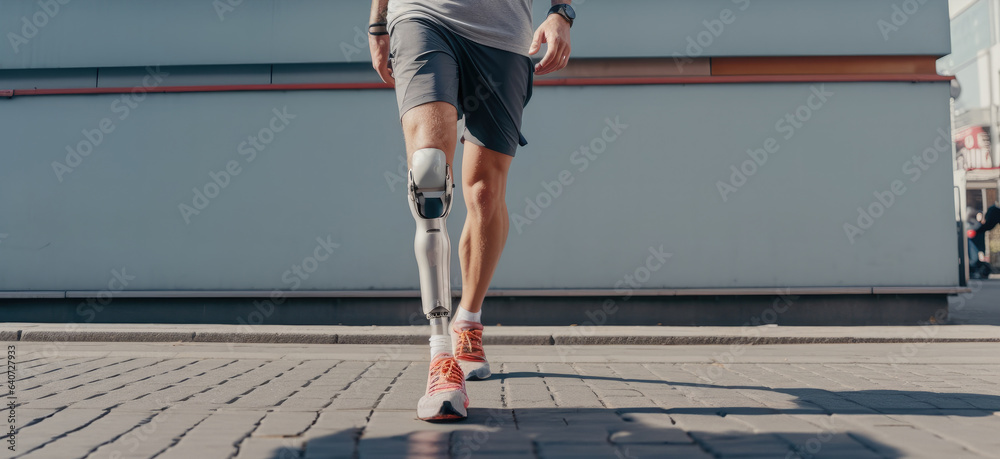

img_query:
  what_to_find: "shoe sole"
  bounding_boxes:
[418,401,467,422]
[459,361,491,381]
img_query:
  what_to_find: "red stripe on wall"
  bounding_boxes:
[2,74,953,98]
[711,56,941,76]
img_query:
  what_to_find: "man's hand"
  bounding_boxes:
[529,14,572,75]
[369,33,394,86]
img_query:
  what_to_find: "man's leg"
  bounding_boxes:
[449,142,511,381]
[402,101,471,422]
[458,143,513,314]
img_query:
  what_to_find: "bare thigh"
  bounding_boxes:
[401,101,459,168]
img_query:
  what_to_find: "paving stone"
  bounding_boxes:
[535,442,620,459]
[465,378,504,406]
[153,411,266,459]
[303,431,356,459]
[466,408,515,430]
[609,427,692,444]
[15,408,107,452]
[85,411,212,459]
[324,396,380,410]
[110,385,212,412]
[689,432,794,457]
[886,413,1000,455]
[505,383,555,404]
[174,360,265,386]
[836,414,989,458]
[19,357,121,388]
[600,397,659,409]
[12,408,59,430]
[532,426,611,444]
[235,437,305,459]
[358,431,450,458]
[619,411,676,427]
[275,360,342,381]
[613,444,714,459]
[840,392,938,411]
[23,360,187,409]
[228,383,303,408]
[27,358,164,392]
[310,362,374,386]
[957,394,1000,410]
[669,413,755,435]
[152,359,237,382]
[253,411,318,437]
[340,377,395,399]
[594,388,646,398]
[307,410,369,434]
[362,410,490,439]
[291,383,345,400]
[229,361,301,383]
[275,396,332,411]
[452,429,532,455]
[550,386,604,408]
[783,432,884,459]
[20,410,151,459]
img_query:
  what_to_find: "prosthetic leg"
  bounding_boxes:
[409,148,455,331]
[409,148,468,421]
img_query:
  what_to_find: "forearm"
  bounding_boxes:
[551,0,570,5]
[370,0,389,24]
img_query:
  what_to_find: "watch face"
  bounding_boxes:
[563,5,576,19]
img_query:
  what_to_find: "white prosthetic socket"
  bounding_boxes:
[408,148,454,337]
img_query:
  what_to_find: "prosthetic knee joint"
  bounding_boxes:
[408,148,454,335]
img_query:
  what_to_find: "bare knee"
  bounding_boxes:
[464,175,504,217]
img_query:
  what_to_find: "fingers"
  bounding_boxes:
[376,58,394,85]
[377,65,395,85]
[372,58,393,85]
[534,46,558,75]
[535,39,570,75]
[529,29,544,56]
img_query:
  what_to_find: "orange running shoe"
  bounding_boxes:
[451,320,491,380]
[416,353,468,421]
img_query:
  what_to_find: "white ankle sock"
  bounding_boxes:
[429,334,451,358]
[454,307,481,323]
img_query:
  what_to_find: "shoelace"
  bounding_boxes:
[455,329,483,355]
[428,357,464,393]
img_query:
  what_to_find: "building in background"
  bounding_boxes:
[942,0,1000,268]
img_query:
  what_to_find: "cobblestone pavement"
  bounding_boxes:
[6,342,1000,459]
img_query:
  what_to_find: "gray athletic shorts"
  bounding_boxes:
[389,17,533,157]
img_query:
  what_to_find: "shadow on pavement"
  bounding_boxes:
[502,371,1000,416]
[266,406,906,458]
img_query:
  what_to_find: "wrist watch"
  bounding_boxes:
[547,4,575,27]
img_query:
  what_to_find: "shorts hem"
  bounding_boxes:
[462,131,517,157]
[399,95,459,122]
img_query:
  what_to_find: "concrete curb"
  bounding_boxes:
[191,332,339,345]
[551,336,1000,345]
[4,323,1000,345]
[20,330,195,343]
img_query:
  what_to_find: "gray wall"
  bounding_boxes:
[0,82,958,291]
[0,0,957,293]
[1,0,950,69]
